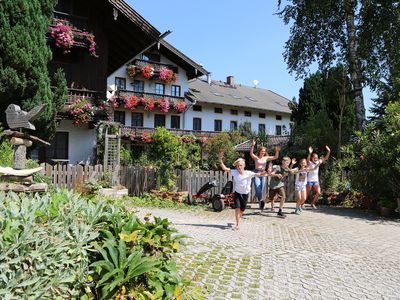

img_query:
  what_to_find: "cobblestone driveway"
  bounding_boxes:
[135,204,400,300]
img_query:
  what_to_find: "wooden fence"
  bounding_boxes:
[39,164,295,201]
[176,169,295,202]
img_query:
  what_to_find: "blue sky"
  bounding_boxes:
[127,0,375,115]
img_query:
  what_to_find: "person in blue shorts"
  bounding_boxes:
[306,145,331,209]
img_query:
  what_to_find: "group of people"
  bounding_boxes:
[219,140,330,231]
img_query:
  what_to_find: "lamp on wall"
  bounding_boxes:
[113,8,118,21]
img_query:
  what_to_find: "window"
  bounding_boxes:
[46,132,68,161]
[230,109,238,115]
[171,85,181,97]
[171,115,180,129]
[193,105,202,112]
[141,52,160,62]
[155,83,165,95]
[276,115,282,120]
[259,124,266,134]
[214,107,223,113]
[214,120,222,131]
[276,125,282,136]
[193,118,202,130]
[114,111,125,124]
[244,111,252,117]
[243,121,252,132]
[115,77,126,90]
[131,112,143,127]
[154,114,166,127]
[259,113,266,118]
[230,121,237,131]
[132,80,144,92]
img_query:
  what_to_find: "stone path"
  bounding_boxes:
[134,204,400,300]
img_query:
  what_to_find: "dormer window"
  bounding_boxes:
[141,52,160,62]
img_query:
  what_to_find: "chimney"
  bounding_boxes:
[207,72,212,85]
[227,75,235,86]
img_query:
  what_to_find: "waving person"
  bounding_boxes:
[306,145,331,209]
[249,140,281,211]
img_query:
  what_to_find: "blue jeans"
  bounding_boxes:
[253,176,266,202]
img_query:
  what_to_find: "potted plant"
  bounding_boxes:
[158,67,174,83]
[377,198,396,217]
[126,64,136,78]
[173,100,186,113]
[157,99,170,113]
[49,22,74,53]
[124,95,139,110]
[141,65,154,79]
[141,97,155,111]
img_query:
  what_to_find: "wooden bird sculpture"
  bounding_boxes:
[5,104,46,131]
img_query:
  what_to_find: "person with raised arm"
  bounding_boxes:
[305,145,331,209]
[249,139,281,211]
[219,151,269,231]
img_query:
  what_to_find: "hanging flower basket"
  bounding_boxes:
[141,97,155,111]
[141,132,152,143]
[49,21,98,57]
[49,22,74,53]
[124,95,139,110]
[126,65,136,78]
[158,67,174,83]
[173,101,186,113]
[70,99,97,125]
[108,96,120,109]
[157,99,170,113]
[141,65,154,79]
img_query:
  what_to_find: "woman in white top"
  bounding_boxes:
[219,151,268,231]
[249,140,280,210]
[306,145,331,209]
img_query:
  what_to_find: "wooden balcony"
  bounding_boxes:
[132,59,178,74]
[117,90,184,103]
[66,88,104,104]
[49,11,91,48]
[121,125,220,139]
[52,11,89,31]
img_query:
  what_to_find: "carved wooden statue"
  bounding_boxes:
[6,104,46,130]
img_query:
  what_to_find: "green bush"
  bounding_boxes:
[0,190,201,299]
[0,138,13,167]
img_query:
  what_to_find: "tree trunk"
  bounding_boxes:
[345,0,366,130]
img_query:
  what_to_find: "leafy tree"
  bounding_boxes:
[342,101,400,203]
[289,66,356,156]
[277,1,400,130]
[203,131,246,170]
[0,0,61,138]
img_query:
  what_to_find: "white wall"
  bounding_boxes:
[107,54,189,97]
[57,120,97,164]
[183,103,291,135]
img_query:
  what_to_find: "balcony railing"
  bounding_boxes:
[132,59,178,74]
[117,90,184,102]
[121,125,220,139]
[52,11,89,31]
[66,88,104,104]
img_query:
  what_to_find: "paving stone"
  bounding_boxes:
[133,203,400,299]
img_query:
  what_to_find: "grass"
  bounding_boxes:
[120,193,207,210]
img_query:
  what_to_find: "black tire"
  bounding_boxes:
[187,194,193,205]
[212,195,225,212]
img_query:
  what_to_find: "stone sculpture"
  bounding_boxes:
[0,103,50,192]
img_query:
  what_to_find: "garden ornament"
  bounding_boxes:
[6,103,46,130]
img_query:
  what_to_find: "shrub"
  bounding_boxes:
[0,190,199,299]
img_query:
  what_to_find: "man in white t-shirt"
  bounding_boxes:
[219,151,268,231]
[306,145,331,209]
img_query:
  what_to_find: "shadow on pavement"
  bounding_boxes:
[178,223,235,230]
[304,205,400,225]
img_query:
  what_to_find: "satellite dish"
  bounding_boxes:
[253,80,259,88]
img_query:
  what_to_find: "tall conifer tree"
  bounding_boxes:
[0,0,60,138]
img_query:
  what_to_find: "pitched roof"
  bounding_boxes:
[188,78,291,114]
[234,137,290,152]
[158,40,208,79]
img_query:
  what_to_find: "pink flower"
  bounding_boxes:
[157,99,170,113]
[158,67,174,83]
[173,101,186,113]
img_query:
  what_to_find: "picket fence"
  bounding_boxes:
[39,164,295,201]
